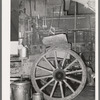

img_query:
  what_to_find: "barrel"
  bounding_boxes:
[32,93,43,100]
[11,80,31,100]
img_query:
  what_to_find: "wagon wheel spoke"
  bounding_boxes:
[54,51,59,69]
[43,56,55,70]
[40,78,54,90]
[63,80,75,93]
[37,65,53,74]
[66,69,82,75]
[50,81,58,97]
[59,81,64,98]
[62,53,68,67]
[64,59,77,71]
[65,76,81,84]
[35,74,53,80]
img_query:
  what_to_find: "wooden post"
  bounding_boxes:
[74,2,77,51]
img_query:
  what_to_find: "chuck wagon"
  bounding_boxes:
[10,0,95,99]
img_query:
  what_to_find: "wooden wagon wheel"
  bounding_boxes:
[31,47,87,100]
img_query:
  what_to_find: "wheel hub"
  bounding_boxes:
[53,69,65,81]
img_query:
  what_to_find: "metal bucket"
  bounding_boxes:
[32,93,43,100]
[11,80,31,100]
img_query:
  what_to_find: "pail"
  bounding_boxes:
[11,80,31,100]
[32,93,43,100]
